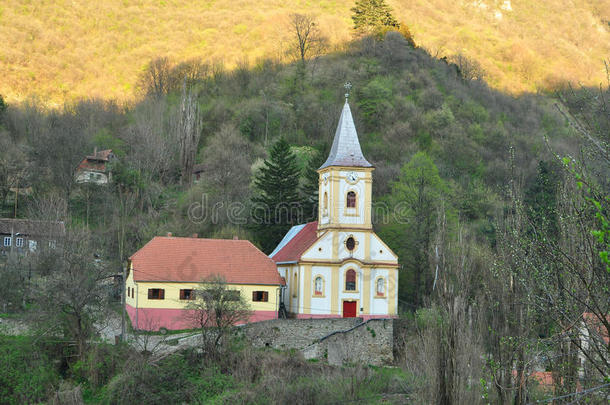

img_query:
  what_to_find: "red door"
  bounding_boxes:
[343,301,357,318]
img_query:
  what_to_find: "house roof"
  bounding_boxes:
[76,149,114,173]
[0,218,65,237]
[77,159,107,172]
[582,312,610,344]
[269,221,319,264]
[130,236,284,285]
[319,100,372,170]
[87,149,114,161]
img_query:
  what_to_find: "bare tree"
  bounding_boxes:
[174,82,202,186]
[139,57,173,97]
[26,192,68,223]
[31,227,111,359]
[185,276,251,359]
[448,54,485,82]
[528,173,610,385]
[28,109,91,203]
[288,14,328,67]
[125,97,179,185]
[172,58,210,89]
[0,134,28,207]
[199,124,256,202]
[432,214,488,405]
[130,314,170,356]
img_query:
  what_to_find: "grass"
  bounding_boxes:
[0,1,608,103]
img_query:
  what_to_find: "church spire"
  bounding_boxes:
[319,86,372,170]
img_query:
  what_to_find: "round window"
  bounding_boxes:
[346,237,355,251]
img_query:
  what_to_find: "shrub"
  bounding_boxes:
[0,336,60,404]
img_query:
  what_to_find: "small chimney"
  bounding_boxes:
[94,146,98,156]
[166,232,172,237]
[191,233,198,238]
[233,236,239,240]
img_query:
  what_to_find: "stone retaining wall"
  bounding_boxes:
[242,317,394,366]
[243,317,363,350]
[302,319,394,366]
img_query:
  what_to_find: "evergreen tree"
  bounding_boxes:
[300,148,326,223]
[252,138,302,253]
[351,0,400,36]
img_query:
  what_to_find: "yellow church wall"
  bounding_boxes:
[388,268,398,315]
[331,266,339,316]
[302,264,312,314]
[362,268,370,314]
[364,177,372,227]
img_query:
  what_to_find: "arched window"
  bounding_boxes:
[376,277,385,296]
[314,276,323,295]
[345,269,356,291]
[346,191,356,208]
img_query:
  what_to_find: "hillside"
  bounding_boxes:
[1,0,609,102]
[1,24,609,403]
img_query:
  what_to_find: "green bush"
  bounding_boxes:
[101,349,234,404]
[0,336,60,404]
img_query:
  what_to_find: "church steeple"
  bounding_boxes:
[317,89,374,232]
[319,99,372,170]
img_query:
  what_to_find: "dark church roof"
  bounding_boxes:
[319,100,372,170]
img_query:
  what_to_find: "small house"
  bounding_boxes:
[0,218,65,255]
[75,148,115,184]
[125,235,284,331]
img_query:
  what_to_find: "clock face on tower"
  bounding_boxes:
[346,171,359,184]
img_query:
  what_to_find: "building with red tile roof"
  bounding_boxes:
[125,235,284,330]
[270,221,319,264]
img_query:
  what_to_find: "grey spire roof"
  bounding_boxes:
[319,100,373,169]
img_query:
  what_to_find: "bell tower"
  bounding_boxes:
[318,85,374,233]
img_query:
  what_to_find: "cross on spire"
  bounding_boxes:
[344,82,352,100]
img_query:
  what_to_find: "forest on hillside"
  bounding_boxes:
[0,27,608,403]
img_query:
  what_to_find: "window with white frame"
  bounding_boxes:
[3,237,11,247]
[15,237,24,248]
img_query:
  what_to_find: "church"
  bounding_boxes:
[270,98,399,319]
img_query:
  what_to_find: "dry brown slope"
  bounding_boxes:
[0,0,608,102]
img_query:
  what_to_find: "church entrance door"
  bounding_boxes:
[342,301,357,318]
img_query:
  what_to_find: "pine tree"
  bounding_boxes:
[300,148,326,223]
[351,0,400,36]
[252,138,302,253]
